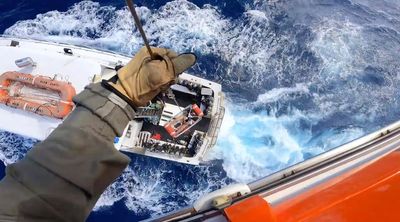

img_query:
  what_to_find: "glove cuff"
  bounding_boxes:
[73,83,136,136]
[101,76,141,109]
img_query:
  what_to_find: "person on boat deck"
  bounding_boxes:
[0,47,196,222]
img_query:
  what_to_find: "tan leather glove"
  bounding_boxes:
[105,47,196,107]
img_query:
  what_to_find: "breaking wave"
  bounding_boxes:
[2,0,400,218]
[0,131,37,165]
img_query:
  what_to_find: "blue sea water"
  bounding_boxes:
[1,0,400,221]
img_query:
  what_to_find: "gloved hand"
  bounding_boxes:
[107,47,196,107]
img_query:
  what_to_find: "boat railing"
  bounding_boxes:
[0,35,131,58]
[207,93,225,148]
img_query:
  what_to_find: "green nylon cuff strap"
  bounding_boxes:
[73,83,136,136]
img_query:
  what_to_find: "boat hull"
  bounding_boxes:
[0,37,224,165]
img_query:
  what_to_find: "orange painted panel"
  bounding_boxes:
[273,151,400,222]
[224,195,276,222]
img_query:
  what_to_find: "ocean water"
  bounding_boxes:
[1,0,400,221]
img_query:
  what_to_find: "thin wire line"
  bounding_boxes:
[125,0,156,60]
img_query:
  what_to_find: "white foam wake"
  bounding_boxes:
[4,0,228,56]
[310,19,400,120]
[0,131,36,165]
[94,163,229,215]
[206,104,365,183]
[256,83,310,104]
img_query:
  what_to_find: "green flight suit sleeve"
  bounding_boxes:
[0,83,135,222]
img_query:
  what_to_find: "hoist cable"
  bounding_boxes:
[125,0,156,60]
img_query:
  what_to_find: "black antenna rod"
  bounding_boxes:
[125,0,156,60]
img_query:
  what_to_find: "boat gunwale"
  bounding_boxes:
[0,35,132,58]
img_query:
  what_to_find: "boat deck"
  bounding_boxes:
[0,37,129,140]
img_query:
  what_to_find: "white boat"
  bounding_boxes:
[0,36,225,165]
